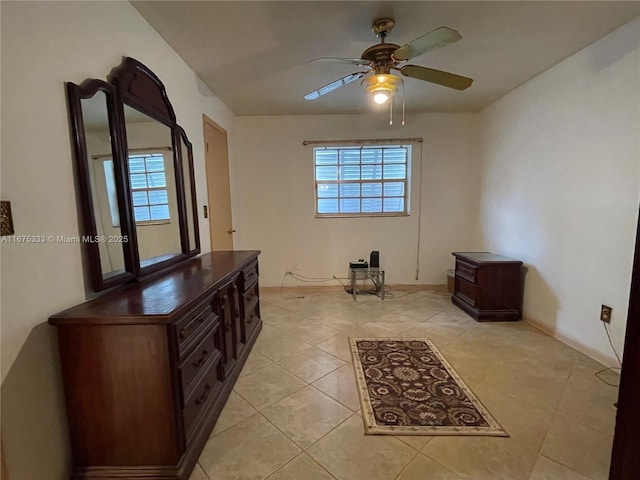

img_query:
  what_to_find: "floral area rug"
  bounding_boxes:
[349,338,508,436]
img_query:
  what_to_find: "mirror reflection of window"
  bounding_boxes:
[128,152,171,224]
[121,104,182,267]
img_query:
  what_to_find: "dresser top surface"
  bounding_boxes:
[453,252,522,264]
[50,250,260,324]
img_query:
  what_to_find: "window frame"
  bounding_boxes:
[127,152,172,226]
[313,144,411,218]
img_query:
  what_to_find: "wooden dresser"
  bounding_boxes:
[49,250,261,480]
[451,252,523,322]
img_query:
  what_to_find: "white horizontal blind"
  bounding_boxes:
[314,145,410,216]
[128,153,171,223]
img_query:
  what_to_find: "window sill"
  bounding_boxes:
[315,212,409,219]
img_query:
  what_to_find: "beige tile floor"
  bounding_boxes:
[191,288,620,480]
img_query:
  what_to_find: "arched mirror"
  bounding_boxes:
[120,103,183,270]
[66,58,200,292]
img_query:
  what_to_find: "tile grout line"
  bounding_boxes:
[307,381,360,413]
[391,449,422,480]
[533,452,595,480]
[301,411,360,453]
[253,410,305,471]
[195,460,212,480]
[534,356,580,456]
[207,389,260,439]
[257,406,358,478]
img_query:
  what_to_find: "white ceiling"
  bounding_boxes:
[131,1,640,116]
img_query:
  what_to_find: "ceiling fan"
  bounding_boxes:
[304,18,473,105]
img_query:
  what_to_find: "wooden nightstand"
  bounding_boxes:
[452,252,523,322]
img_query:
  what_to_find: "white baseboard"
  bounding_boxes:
[525,315,619,367]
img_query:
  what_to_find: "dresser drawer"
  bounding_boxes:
[456,260,478,283]
[242,261,259,291]
[183,356,223,443]
[175,301,216,355]
[244,299,260,339]
[179,323,222,401]
[243,280,259,308]
[455,277,478,306]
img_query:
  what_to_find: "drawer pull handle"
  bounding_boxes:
[195,384,211,405]
[192,349,209,368]
[179,316,206,340]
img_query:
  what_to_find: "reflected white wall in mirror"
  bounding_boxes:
[81,92,126,278]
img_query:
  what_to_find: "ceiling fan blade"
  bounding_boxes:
[309,57,370,66]
[304,72,368,100]
[393,26,462,61]
[400,64,473,90]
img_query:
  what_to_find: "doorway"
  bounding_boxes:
[203,115,234,251]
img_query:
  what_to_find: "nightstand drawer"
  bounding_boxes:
[456,277,478,306]
[456,260,478,283]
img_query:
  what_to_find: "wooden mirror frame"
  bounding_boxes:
[66,79,136,290]
[177,125,201,256]
[66,58,200,292]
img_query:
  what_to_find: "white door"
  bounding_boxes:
[203,116,234,251]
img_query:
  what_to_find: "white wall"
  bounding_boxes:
[477,17,640,365]
[0,1,234,478]
[232,113,482,287]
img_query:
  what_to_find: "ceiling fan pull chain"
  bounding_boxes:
[402,82,406,126]
[389,96,393,126]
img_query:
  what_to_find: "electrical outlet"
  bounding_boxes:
[600,305,612,323]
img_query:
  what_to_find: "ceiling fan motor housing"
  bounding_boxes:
[361,43,400,68]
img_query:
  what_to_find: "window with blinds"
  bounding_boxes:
[128,153,171,224]
[314,145,410,217]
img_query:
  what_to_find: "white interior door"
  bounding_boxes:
[203,116,234,251]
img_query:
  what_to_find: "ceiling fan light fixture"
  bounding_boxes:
[373,92,390,104]
[361,73,403,104]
